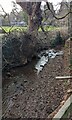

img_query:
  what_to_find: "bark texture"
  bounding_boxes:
[16,1,42,34]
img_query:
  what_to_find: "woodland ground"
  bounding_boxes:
[0,30,72,119]
[2,48,72,118]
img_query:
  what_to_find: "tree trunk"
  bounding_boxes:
[16,1,42,34]
[28,15,38,34]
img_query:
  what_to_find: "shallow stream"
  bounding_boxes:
[35,49,63,74]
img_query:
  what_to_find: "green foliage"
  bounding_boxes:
[39,26,59,31]
[2,31,37,71]
[23,12,28,24]
[2,31,25,71]
[50,32,64,48]
[2,26,60,33]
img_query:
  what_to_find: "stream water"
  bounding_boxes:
[35,49,63,74]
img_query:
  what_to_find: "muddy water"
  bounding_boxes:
[2,50,67,118]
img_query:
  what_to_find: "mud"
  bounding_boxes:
[2,49,71,118]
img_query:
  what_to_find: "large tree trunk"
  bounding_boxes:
[28,15,39,34]
[16,1,42,34]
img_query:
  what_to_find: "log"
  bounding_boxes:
[55,76,72,79]
[53,95,72,119]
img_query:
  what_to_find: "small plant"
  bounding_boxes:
[50,31,64,48]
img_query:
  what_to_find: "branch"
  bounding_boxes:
[16,2,32,15]
[0,3,20,34]
[0,4,8,18]
[12,1,20,15]
[44,2,71,21]
[31,2,41,20]
[0,26,8,34]
[40,24,46,34]
[8,25,15,34]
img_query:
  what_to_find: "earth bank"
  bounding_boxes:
[2,47,71,118]
[2,29,72,119]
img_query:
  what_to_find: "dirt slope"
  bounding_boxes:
[2,46,72,118]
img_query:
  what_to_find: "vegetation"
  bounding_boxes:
[0,26,27,33]
[1,0,72,119]
[50,31,64,48]
[39,26,59,31]
[23,11,28,24]
[0,26,60,33]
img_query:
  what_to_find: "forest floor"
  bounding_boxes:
[2,45,72,119]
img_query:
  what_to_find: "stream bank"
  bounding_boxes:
[2,47,71,118]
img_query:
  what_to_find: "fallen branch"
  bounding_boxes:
[56,76,72,79]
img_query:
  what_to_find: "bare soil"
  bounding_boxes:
[2,47,72,119]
